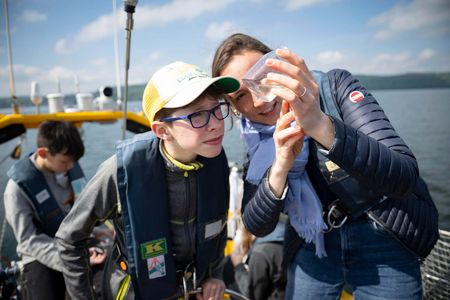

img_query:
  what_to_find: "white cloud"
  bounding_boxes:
[285,0,333,11]
[364,50,449,74]
[54,0,238,54]
[369,0,450,40]
[205,21,241,41]
[147,51,161,61]
[54,39,72,54]
[46,66,77,85]
[316,50,344,64]
[367,51,449,74]
[91,58,108,66]
[418,48,435,60]
[0,63,120,98]
[369,52,413,72]
[21,10,47,23]
[74,14,118,44]
[134,0,237,28]
[310,48,449,75]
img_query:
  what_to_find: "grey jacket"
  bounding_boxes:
[3,154,72,271]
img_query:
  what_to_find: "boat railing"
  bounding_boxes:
[421,229,450,299]
[0,261,21,300]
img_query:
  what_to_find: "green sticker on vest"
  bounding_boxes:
[141,238,167,259]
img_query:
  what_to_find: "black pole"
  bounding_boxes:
[122,0,138,139]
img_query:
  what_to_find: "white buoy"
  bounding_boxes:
[46,93,65,113]
[76,93,93,111]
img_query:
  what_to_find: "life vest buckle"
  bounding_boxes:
[181,264,197,300]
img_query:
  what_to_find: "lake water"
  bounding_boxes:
[1,88,449,261]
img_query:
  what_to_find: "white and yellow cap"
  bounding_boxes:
[142,61,240,125]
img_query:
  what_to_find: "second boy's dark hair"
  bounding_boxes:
[37,121,85,161]
[211,33,272,78]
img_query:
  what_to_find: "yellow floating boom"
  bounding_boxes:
[0,110,151,144]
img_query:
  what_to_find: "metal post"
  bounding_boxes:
[121,0,138,140]
[112,0,122,109]
[3,0,20,114]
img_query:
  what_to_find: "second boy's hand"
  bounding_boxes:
[196,278,226,300]
[88,247,107,266]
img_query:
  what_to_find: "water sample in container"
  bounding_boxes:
[242,50,287,102]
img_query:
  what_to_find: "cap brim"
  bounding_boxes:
[164,76,240,109]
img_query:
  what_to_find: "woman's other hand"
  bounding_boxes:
[269,100,304,197]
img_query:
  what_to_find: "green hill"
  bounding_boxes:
[1,72,449,109]
[355,72,450,90]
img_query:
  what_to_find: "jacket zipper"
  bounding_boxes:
[366,212,423,261]
[185,175,193,255]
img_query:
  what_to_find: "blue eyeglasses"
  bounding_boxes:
[160,102,230,128]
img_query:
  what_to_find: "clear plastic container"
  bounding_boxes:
[242,50,286,102]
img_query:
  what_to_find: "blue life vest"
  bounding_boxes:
[310,71,439,259]
[7,155,85,237]
[116,132,229,299]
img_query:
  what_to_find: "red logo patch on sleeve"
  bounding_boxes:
[349,91,364,103]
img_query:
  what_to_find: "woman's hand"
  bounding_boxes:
[265,48,335,149]
[197,278,225,300]
[274,100,304,171]
[268,100,304,198]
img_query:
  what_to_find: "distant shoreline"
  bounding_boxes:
[1,72,449,108]
[356,72,450,91]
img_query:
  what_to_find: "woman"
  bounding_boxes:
[212,33,436,300]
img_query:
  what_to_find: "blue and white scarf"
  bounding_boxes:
[241,117,328,258]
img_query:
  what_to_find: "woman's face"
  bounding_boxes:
[220,50,281,125]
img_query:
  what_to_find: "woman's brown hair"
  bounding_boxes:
[211,33,272,78]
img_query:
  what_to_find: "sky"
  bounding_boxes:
[0,0,449,99]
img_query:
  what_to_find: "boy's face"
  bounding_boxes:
[155,97,226,163]
[38,148,75,173]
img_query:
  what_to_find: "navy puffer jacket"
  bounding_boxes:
[241,69,431,260]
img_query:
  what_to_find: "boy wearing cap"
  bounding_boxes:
[56,62,240,300]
